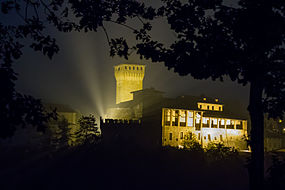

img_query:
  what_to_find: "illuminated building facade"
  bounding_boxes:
[102,63,249,149]
[162,102,248,149]
[114,64,145,104]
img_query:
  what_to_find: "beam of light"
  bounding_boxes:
[69,33,105,117]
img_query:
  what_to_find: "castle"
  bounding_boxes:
[102,63,248,149]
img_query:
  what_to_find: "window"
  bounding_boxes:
[187,111,193,127]
[129,66,131,70]
[212,106,214,110]
[211,118,218,128]
[226,120,234,129]
[220,135,223,141]
[125,66,127,69]
[214,137,217,140]
[207,105,209,110]
[169,133,172,140]
[164,109,171,126]
[180,110,186,126]
[198,133,201,140]
[133,66,135,70]
[202,117,210,127]
[199,105,202,109]
[180,132,183,139]
[208,134,211,141]
[219,119,225,128]
[219,106,221,111]
[118,67,120,71]
[172,110,179,126]
[204,136,206,140]
[236,121,243,129]
[141,67,142,70]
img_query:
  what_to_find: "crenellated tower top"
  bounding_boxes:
[114,64,145,104]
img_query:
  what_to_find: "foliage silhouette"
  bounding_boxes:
[182,132,203,153]
[265,153,285,190]
[75,114,100,145]
[205,142,238,162]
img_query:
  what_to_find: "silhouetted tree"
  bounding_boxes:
[122,1,285,189]
[0,1,59,138]
[48,117,70,149]
[76,114,100,145]
[0,0,153,138]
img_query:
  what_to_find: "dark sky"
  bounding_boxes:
[11,1,249,117]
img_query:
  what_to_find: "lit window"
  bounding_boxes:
[226,120,231,125]
[180,110,186,122]
[203,97,206,101]
[172,110,179,126]
[180,110,186,127]
[221,119,225,125]
[187,111,193,127]
[165,109,171,126]
[213,119,217,125]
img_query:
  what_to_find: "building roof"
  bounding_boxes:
[131,88,164,95]
[114,63,145,67]
[203,111,247,120]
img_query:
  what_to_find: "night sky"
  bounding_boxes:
[11,1,249,117]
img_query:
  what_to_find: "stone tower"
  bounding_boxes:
[114,64,145,104]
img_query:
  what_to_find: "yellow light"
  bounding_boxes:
[279,119,282,123]
[203,97,206,101]
[215,98,219,102]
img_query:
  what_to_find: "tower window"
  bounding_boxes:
[129,66,131,70]
[133,66,135,70]
[169,133,172,140]
[125,66,127,69]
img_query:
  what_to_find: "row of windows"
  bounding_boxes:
[167,132,224,142]
[198,104,222,111]
[164,109,243,130]
[116,66,144,71]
